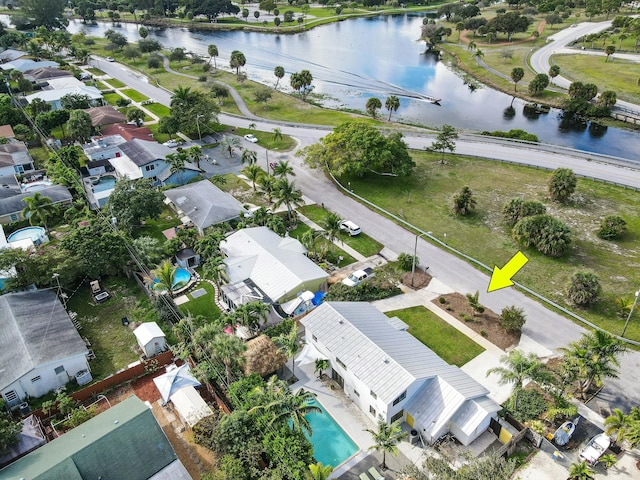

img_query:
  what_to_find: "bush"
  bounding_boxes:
[568,272,601,306]
[548,168,577,203]
[500,305,526,332]
[481,129,539,142]
[147,54,162,69]
[116,97,131,107]
[452,186,476,215]
[597,215,626,240]
[513,214,572,257]
[397,252,417,271]
[438,296,446,304]
[502,198,546,226]
[509,389,547,422]
[325,281,401,301]
[480,330,488,337]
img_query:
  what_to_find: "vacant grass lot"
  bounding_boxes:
[385,306,484,367]
[298,205,384,257]
[121,88,149,102]
[342,152,640,342]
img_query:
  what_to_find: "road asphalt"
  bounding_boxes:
[88,56,640,413]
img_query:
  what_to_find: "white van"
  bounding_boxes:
[340,220,361,236]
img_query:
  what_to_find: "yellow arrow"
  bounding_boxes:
[488,251,529,292]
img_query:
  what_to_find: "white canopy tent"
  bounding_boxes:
[296,342,329,366]
[153,364,200,403]
[169,386,213,428]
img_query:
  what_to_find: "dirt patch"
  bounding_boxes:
[433,292,520,350]
[401,267,432,290]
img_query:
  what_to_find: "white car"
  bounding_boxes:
[106,56,115,62]
[339,220,361,236]
[163,140,180,148]
[579,433,610,466]
[244,134,258,143]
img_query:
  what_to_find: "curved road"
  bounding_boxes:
[90,56,640,412]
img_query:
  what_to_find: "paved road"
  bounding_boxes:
[91,56,640,412]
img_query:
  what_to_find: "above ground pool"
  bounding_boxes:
[7,226,48,245]
[21,181,53,193]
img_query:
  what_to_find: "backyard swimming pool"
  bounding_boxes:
[7,226,48,245]
[305,398,358,468]
[152,267,192,292]
[92,175,117,193]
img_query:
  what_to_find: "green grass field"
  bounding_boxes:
[133,208,180,243]
[343,152,640,342]
[103,78,126,89]
[144,102,171,118]
[180,281,222,321]
[385,306,485,366]
[121,88,149,102]
[102,92,123,106]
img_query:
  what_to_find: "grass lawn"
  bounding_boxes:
[121,88,149,102]
[145,102,171,118]
[103,78,126,89]
[103,92,123,106]
[298,204,384,257]
[288,222,356,268]
[134,208,180,243]
[180,281,222,321]
[553,54,640,104]
[66,277,159,380]
[87,67,104,75]
[385,306,484,367]
[343,152,640,342]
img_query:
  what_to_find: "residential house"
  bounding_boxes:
[0,59,58,73]
[0,184,72,224]
[0,395,193,480]
[85,106,127,130]
[116,139,200,186]
[0,49,26,64]
[301,302,501,446]
[219,226,329,309]
[163,180,247,235]
[81,134,127,162]
[0,290,90,409]
[0,125,15,139]
[0,142,35,176]
[23,66,73,85]
[101,123,154,142]
[25,85,103,111]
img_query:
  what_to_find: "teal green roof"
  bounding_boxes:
[0,396,178,480]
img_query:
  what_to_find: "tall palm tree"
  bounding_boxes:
[486,350,553,412]
[241,148,258,165]
[221,136,241,158]
[308,462,333,480]
[188,145,203,169]
[274,66,285,90]
[165,151,187,184]
[202,256,226,283]
[604,408,631,444]
[474,48,484,65]
[195,230,225,260]
[210,333,247,388]
[273,159,294,179]
[275,322,301,381]
[257,175,277,203]
[301,229,324,259]
[273,178,304,225]
[365,420,407,470]
[244,164,263,191]
[207,44,218,68]
[568,461,595,480]
[22,192,57,232]
[321,212,343,254]
[171,85,193,108]
[152,260,180,295]
[385,95,400,121]
[233,301,269,332]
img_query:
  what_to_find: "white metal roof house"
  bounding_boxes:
[133,322,168,358]
[301,302,500,446]
[25,84,104,111]
[0,290,90,410]
[163,180,247,235]
[219,226,329,309]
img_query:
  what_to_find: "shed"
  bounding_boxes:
[169,385,213,428]
[133,322,167,358]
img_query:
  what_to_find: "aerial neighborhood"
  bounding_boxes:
[0,1,640,480]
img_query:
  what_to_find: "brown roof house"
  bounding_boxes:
[86,106,127,129]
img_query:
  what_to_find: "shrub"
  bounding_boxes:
[438,296,446,304]
[397,252,417,271]
[325,282,401,302]
[147,54,162,69]
[116,97,131,107]
[513,214,572,257]
[480,330,488,337]
[198,75,208,82]
[509,389,547,422]
[597,215,626,240]
[568,272,601,306]
[500,305,526,332]
[452,186,476,215]
[502,198,546,226]
[548,168,577,203]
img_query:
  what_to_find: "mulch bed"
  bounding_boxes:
[432,292,520,351]
[401,267,432,290]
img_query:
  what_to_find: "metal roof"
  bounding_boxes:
[119,139,173,167]
[0,290,88,390]
[221,227,328,302]
[450,396,501,436]
[25,85,102,103]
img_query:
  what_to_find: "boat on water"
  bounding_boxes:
[553,417,580,446]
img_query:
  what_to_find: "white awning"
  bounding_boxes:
[281,290,315,315]
[296,342,328,366]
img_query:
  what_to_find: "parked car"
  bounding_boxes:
[106,56,115,62]
[244,134,258,143]
[579,433,610,466]
[339,220,361,236]
[342,267,375,287]
[163,140,180,148]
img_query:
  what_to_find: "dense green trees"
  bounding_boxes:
[106,178,164,233]
[528,73,549,96]
[304,121,414,177]
[487,12,531,41]
[187,0,239,22]
[67,109,92,143]
[18,0,67,29]
[169,86,219,138]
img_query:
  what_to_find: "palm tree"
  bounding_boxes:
[257,175,277,203]
[273,178,304,225]
[456,22,464,41]
[604,408,630,444]
[21,192,57,232]
[385,95,400,121]
[365,420,408,470]
[308,462,333,480]
[274,66,285,89]
[241,148,258,165]
[221,136,241,158]
[486,350,553,412]
[301,229,324,259]
[474,48,484,65]
[202,256,226,283]
[366,97,382,118]
[207,44,218,68]
[467,40,476,51]
[465,290,485,316]
[210,333,247,388]
[188,145,204,169]
[233,301,269,332]
[568,461,595,480]
[272,127,283,142]
[322,212,343,254]
[275,322,301,382]
[171,85,193,108]
[152,260,180,295]
[314,358,329,379]
[244,164,264,191]
[165,151,187,184]
[273,159,294,179]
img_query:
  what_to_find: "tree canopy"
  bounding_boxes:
[18,0,67,29]
[106,178,164,233]
[187,0,239,22]
[303,121,415,177]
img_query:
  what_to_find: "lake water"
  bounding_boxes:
[5,13,637,160]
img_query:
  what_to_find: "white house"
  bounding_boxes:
[0,290,90,409]
[219,226,329,309]
[133,322,167,358]
[301,302,500,446]
[25,85,104,111]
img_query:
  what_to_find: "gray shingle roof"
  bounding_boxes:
[164,180,246,230]
[0,142,32,168]
[23,67,73,82]
[119,139,173,167]
[0,290,88,390]
[0,185,72,217]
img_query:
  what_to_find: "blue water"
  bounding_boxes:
[172,268,191,287]
[7,226,46,243]
[93,176,117,193]
[305,399,358,468]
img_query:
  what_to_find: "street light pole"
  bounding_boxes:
[411,232,427,287]
[621,290,640,337]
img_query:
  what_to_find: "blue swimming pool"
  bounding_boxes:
[7,226,48,245]
[305,398,358,468]
[153,267,191,291]
[93,175,117,193]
